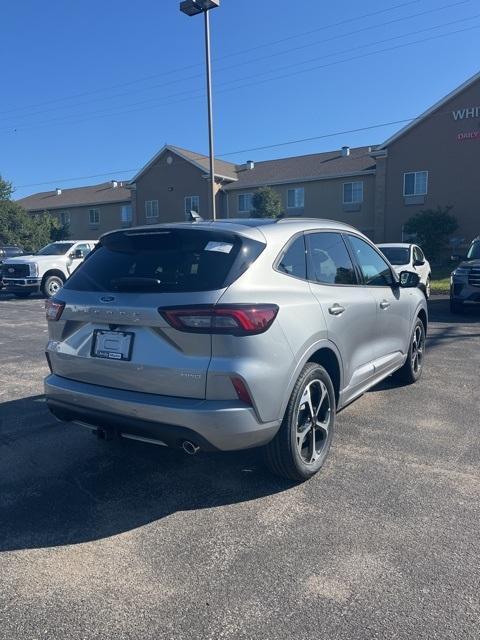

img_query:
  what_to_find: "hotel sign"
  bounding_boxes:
[452,106,480,120]
[452,105,480,141]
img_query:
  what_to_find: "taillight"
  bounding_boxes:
[230,376,253,406]
[159,304,279,335]
[45,299,65,321]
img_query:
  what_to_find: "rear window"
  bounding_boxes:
[64,229,265,293]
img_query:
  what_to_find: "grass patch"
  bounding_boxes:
[430,265,452,295]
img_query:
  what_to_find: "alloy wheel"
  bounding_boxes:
[411,325,425,374]
[296,379,331,465]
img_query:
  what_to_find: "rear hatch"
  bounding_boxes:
[48,226,265,399]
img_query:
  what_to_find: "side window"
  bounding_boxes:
[306,233,357,285]
[277,235,306,279]
[413,246,424,263]
[74,243,91,258]
[347,235,394,287]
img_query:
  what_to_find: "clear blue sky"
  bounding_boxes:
[2,0,479,199]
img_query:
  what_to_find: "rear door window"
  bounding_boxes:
[63,229,264,293]
[306,232,357,285]
[276,235,307,279]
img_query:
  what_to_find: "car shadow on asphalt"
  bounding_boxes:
[0,395,295,552]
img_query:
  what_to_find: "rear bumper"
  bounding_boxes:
[45,374,280,451]
[3,277,41,293]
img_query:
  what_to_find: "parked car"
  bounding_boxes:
[2,240,96,298]
[450,236,480,313]
[44,219,427,481]
[0,245,24,289]
[377,243,431,298]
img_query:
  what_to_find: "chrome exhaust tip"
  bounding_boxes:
[182,440,200,456]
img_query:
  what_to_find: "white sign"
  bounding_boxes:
[452,106,480,121]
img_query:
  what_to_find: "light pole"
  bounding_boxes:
[180,0,220,221]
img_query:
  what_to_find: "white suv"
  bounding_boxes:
[2,240,96,298]
[378,243,431,298]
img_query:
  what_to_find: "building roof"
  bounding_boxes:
[380,70,480,149]
[223,146,376,191]
[16,181,131,211]
[130,144,238,183]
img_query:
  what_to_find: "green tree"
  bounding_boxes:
[404,205,458,261]
[0,175,69,252]
[251,186,282,218]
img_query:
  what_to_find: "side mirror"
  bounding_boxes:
[399,271,420,288]
[413,259,425,267]
[73,249,84,259]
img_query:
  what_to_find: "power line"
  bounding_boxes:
[3,17,479,135]
[0,0,421,117]
[1,0,469,125]
[13,111,454,190]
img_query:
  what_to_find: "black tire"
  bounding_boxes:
[13,292,31,299]
[265,363,335,482]
[395,317,426,385]
[42,274,64,298]
[450,298,464,314]
[424,276,431,299]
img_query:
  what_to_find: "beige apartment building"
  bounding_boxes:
[17,71,480,247]
[16,181,132,240]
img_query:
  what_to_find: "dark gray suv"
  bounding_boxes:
[450,236,480,313]
[45,219,428,481]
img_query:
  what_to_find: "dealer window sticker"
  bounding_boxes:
[204,241,234,253]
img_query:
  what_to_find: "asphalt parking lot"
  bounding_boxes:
[0,294,479,640]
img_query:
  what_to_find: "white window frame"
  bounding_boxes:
[184,195,200,219]
[238,193,254,214]
[287,188,305,209]
[59,210,70,225]
[89,208,100,226]
[343,181,364,204]
[403,171,428,196]
[145,200,159,219]
[121,205,133,224]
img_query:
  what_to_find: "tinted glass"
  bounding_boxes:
[379,246,410,265]
[37,242,75,256]
[307,233,356,285]
[277,235,306,279]
[348,236,394,286]
[467,241,480,260]
[64,229,264,293]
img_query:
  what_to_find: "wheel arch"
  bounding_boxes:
[41,269,66,286]
[417,307,428,336]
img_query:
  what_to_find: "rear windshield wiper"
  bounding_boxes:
[110,277,163,291]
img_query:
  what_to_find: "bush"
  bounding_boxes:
[251,187,282,218]
[404,205,458,261]
[0,175,69,252]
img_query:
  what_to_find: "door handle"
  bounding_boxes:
[328,304,345,316]
[380,300,391,310]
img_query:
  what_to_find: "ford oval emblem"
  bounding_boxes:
[100,296,115,303]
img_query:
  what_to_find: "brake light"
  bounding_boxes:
[159,304,279,335]
[45,299,65,321]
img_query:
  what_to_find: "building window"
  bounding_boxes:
[185,196,200,220]
[121,205,133,225]
[287,188,304,209]
[89,208,100,226]
[145,200,159,219]
[343,182,364,204]
[59,211,70,225]
[403,171,428,196]
[238,193,254,213]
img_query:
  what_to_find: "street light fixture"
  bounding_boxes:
[180,0,220,221]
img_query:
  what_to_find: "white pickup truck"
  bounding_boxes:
[1,240,96,298]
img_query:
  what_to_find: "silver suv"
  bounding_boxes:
[44,219,427,481]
